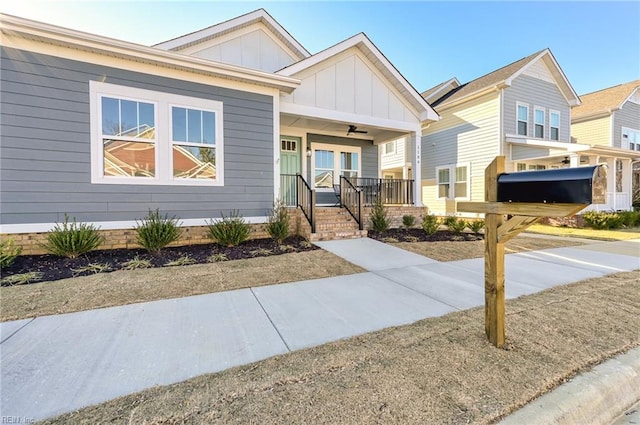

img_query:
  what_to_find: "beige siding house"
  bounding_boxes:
[572,80,640,210]
[420,49,583,215]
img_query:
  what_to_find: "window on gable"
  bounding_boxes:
[550,111,560,141]
[622,127,640,151]
[517,104,528,136]
[534,107,545,138]
[91,81,224,186]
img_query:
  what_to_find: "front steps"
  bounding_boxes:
[309,207,367,241]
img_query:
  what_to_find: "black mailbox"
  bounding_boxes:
[497,164,607,204]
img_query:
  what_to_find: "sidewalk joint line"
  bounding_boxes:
[1,317,37,345]
[249,287,292,352]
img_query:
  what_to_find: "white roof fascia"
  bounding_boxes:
[0,13,301,94]
[586,145,640,160]
[505,135,590,152]
[423,77,461,102]
[505,49,581,107]
[619,87,640,108]
[278,33,439,123]
[153,9,310,59]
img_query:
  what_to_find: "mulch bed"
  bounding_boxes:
[368,228,484,243]
[2,236,317,284]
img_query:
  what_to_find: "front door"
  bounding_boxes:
[280,136,301,206]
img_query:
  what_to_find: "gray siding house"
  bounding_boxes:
[0,9,437,242]
[571,80,640,210]
[420,49,637,214]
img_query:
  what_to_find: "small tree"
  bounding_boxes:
[370,198,390,232]
[266,199,290,244]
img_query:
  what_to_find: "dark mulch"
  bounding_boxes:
[2,236,317,284]
[368,228,484,243]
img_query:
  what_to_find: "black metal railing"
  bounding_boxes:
[280,174,298,207]
[296,174,316,233]
[340,176,364,230]
[347,177,414,206]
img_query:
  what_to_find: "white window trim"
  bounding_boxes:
[383,141,396,155]
[90,81,224,186]
[549,109,560,141]
[516,102,529,136]
[436,163,470,200]
[310,142,361,191]
[534,106,545,139]
[622,126,639,150]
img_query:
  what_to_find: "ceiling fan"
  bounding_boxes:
[347,125,368,135]
[561,156,571,165]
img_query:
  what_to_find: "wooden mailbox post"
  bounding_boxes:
[458,156,607,348]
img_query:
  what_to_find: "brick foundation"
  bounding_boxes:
[538,215,586,228]
[2,210,308,256]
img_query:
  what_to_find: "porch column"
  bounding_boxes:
[569,154,579,168]
[605,157,616,209]
[412,129,423,207]
[621,159,633,210]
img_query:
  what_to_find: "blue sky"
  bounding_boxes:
[2,1,639,95]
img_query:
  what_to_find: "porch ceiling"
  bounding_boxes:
[281,113,408,144]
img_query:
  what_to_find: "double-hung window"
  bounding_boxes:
[622,127,640,151]
[311,143,361,189]
[517,103,529,136]
[534,107,545,138]
[550,110,560,141]
[384,141,395,155]
[437,164,469,199]
[90,81,223,186]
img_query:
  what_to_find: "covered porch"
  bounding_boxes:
[507,137,639,211]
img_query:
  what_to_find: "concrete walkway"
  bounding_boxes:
[1,238,638,421]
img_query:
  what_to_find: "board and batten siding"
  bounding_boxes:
[503,75,571,142]
[0,47,275,228]
[613,101,640,149]
[421,92,500,213]
[571,115,611,146]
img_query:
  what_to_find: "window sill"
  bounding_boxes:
[91,177,224,186]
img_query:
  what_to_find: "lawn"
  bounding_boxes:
[525,223,640,241]
[41,270,640,424]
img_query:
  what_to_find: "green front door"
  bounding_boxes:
[280,136,301,206]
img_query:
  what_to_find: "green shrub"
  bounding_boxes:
[266,199,290,244]
[41,214,103,258]
[582,211,624,230]
[0,238,22,269]
[135,209,182,253]
[402,214,416,229]
[443,215,457,228]
[370,199,390,232]
[207,210,251,247]
[448,217,468,234]
[469,219,485,234]
[422,214,439,236]
[617,211,640,228]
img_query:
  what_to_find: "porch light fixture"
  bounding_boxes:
[306,147,312,157]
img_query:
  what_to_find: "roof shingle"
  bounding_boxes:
[572,80,640,120]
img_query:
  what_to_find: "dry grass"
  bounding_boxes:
[0,251,364,321]
[394,235,586,262]
[43,270,640,425]
[526,224,640,241]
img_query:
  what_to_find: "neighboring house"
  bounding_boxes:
[0,9,438,241]
[571,80,640,210]
[420,48,637,215]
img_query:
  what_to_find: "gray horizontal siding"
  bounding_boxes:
[0,47,275,226]
[503,75,571,142]
[613,101,640,148]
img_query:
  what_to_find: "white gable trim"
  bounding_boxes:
[154,9,309,59]
[621,87,640,108]
[422,77,461,103]
[0,13,301,94]
[278,33,439,123]
[506,49,581,107]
